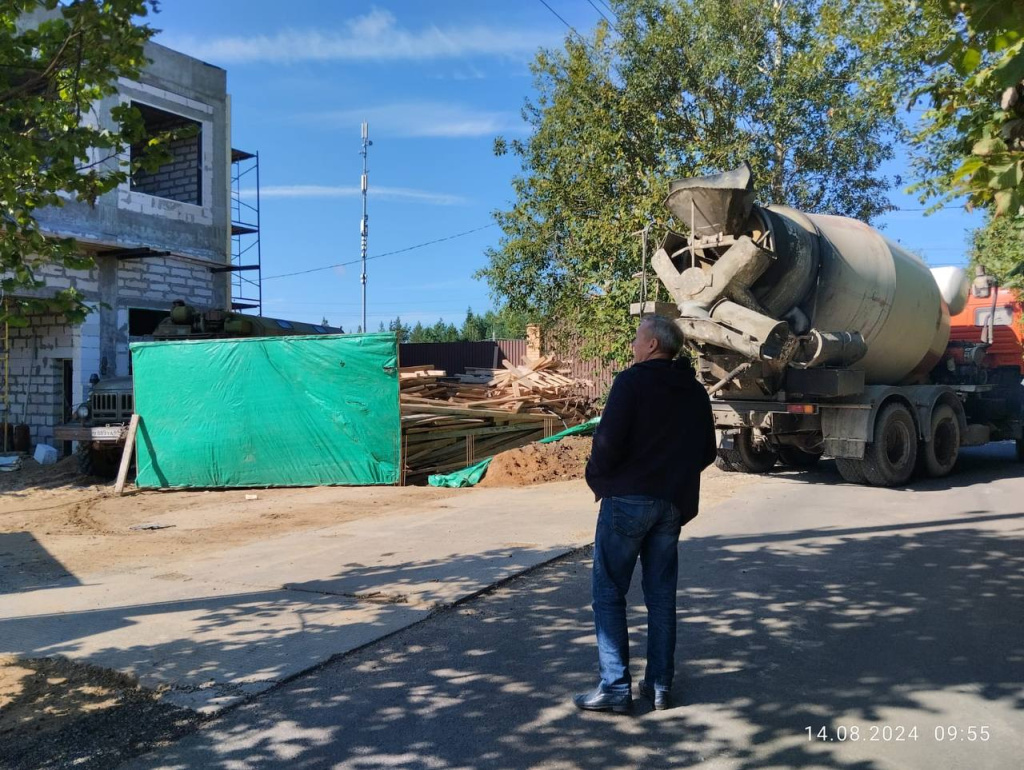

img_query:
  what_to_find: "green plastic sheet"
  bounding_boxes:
[427,416,600,488]
[131,333,400,488]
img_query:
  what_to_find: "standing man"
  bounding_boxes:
[575,315,716,713]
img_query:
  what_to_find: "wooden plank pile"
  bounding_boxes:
[449,356,594,423]
[397,366,449,399]
[399,357,594,481]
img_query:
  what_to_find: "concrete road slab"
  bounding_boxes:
[170,479,596,605]
[1,582,427,712]
[0,480,598,714]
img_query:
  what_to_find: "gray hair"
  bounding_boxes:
[643,315,686,358]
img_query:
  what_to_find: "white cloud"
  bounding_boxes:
[256,184,470,206]
[161,9,555,65]
[309,102,523,139]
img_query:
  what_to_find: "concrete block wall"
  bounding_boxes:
[1,38,235,451]
[0,313,98,450]
[34,260,101,295]
[31,41,229,263]
[131,134,201,205]
[116,256,218,307]
[3,253,221,450]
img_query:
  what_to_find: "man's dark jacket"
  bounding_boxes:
[585,357,716,525]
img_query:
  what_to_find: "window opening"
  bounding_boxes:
[130,103,202,205]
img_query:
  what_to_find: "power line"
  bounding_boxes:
[536,0,577,35]
[888,206,970,212]
[262,223,497,281]
[595,0,618,22]
[267,299,484,308]
[585,0,614,26]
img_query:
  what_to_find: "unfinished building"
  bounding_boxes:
[1,41,261,451]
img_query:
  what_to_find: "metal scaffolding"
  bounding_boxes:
[226,149,262,313]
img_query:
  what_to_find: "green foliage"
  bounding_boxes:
[391,306,530,344]
[481,0,934,366]
[910,1,1024,216]
[405,318,456,343]
[969,213,1024,292]
[1,0,162,324]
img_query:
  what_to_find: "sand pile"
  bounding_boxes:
[0,454,97,492]
[478,436,592,487]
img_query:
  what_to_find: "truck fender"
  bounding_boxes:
[886,385,964,443]
[821,385,963,459]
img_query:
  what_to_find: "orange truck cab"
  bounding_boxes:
[948,289,1024,374]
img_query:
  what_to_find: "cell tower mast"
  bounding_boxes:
[360,121,371,332]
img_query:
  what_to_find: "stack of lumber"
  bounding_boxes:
[400,400,557,479]
[398,357,595,481]
[399,366,450,399]
[469,355,594,423]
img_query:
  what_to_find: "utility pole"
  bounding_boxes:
[360,122,372,333]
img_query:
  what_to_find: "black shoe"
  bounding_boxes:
[573,686,633,714]
[638,680,672,710]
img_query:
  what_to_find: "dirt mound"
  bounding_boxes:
[478,436,592,487]
[0,454,103,493]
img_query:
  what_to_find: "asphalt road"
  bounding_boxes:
[126,445,1024,770]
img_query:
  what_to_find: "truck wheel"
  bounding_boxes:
[835,458,868,484]
[733,430,777,473]
[714,452,738,472]
[777,447,822,468]
[920,404,960,478]
[862,403,918,487]
[76,443,120,478]
[1017,438,1024,463]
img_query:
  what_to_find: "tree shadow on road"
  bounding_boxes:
[125,511,1024,769]
[0,543,599,714]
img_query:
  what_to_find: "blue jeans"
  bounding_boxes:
[592,495,682,694]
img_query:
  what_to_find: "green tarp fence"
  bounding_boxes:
[132,333,400,488]
[427,416,600,488]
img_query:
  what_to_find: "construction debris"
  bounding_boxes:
[399,358,595,481]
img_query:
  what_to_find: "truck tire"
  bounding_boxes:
[1017,438,1024,463]
[733,430,777,473]
[777,447,822,468]
[862,403,918,487]
[920,404,960,478]
[714,452,739,472]
[76,443,120,479]
[835,458,868,484]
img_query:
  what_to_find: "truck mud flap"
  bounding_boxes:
[821,405,871,459]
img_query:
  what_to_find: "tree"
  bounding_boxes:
[459,307,490,341]
[408,321,428,343]
[481,0,939,364]
[910,1,1024,217]
[425,318,459,342]
[476,306,531,340]
[969,214,1024,292]
[1,0,170,326]
[388,316,411,343]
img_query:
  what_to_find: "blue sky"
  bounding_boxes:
[152,1,983,331]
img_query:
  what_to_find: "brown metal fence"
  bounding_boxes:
[398,339,528,375]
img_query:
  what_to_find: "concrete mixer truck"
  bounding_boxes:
[634,163,1024,486]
